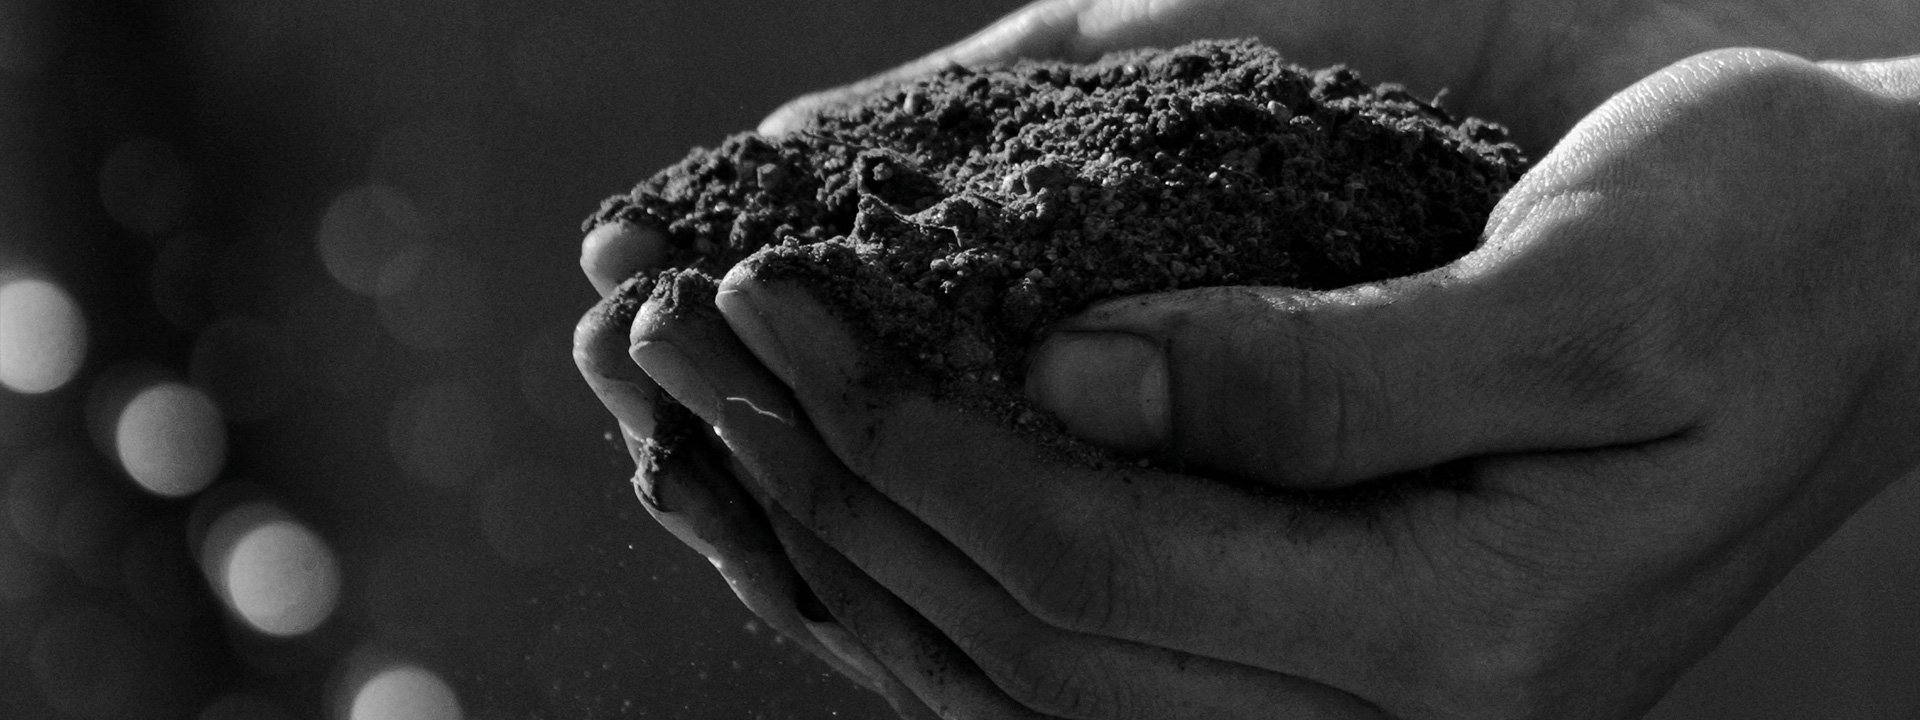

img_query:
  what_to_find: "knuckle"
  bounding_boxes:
[978,638,1116,719]
[1406,518,1624,719]
[1255,316,1381,484]
[938,585,1130,719]
[1151,287,1375,485]
[1543,296,1710,433]
[1389,592,1564,718]
[1677,47,1821,92]
[1022,567,1118,637]
[991,508,1140,638]
[1638,49,1848,146]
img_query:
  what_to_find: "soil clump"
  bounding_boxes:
[588,39,1528,468]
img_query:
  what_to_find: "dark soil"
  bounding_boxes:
[589,39,1527,468]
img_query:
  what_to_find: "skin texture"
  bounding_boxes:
[574,2,1920,717]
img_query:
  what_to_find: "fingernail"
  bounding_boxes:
[716,269,870,393]
[714,275,801,388]
[581,221,667,296]
[630,340,722,421]
[1025,332,1171,454]
[714,278,794,389]
[575,291,662,436]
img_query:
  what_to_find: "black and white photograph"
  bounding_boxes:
[2,1,1918,718]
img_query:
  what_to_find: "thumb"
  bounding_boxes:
[1024,233,1701,489]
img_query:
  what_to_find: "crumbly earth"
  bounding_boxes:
[588,39,1527,470]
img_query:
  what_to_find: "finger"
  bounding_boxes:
[646,412,934,713]
[762,442,1390,720]
[637,413,894,696]
[757,0,1093,135]
[636,276,1389,719]
[573,275,666,440]
[802,622,945,720]
[1021,50,1916,490]
[708,270,1463,711]
[581,220,670,296]
[624,277,1025,717]
[574,275,697,546]
[1019,176,1718,489]
[574,277,890,693]
[766,508,1065,720]
[574,271,729,551]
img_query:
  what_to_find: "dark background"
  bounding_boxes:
[0,1,1914,718]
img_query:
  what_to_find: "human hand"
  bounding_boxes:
[613,48,1920,719]
[571,276,899,704]
[759,0,1920,151]
[577,0,1920,712]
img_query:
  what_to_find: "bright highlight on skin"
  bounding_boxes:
[115,382,226,497]
[349,665,463,720]
[0,277,86,395]
[201,505,341,637]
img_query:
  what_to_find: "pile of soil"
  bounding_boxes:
[589,39,1527,452]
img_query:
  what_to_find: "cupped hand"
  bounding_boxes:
[621,48,1920,719]
[757,0,1919,150]
[574,0,1920,712]
[572,273,907,707]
